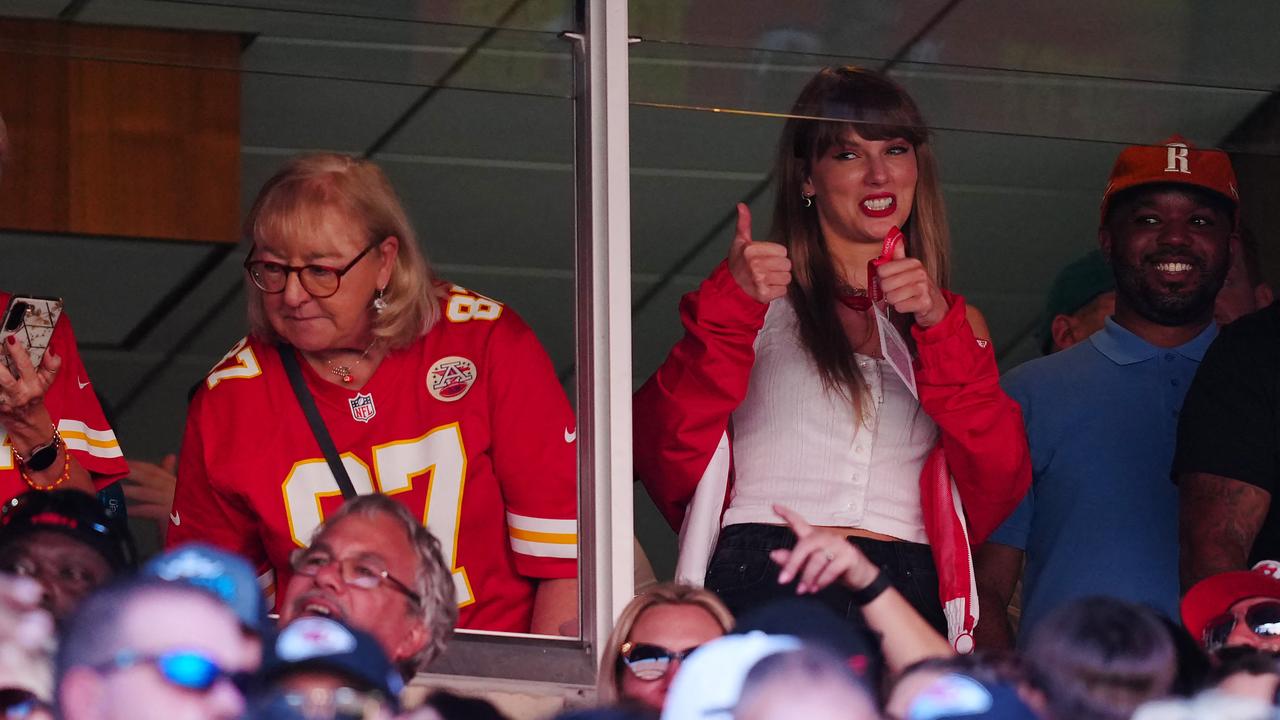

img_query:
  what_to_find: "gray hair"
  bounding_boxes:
[320,494,458,674]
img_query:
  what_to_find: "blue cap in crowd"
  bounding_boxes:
[141,542,271,636]
[908,673,1039,720]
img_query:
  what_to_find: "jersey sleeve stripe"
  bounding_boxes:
[258,568,276,607]
[509,527,577,545]
[511,537,578,559]
[505,512,577,534]
[57,420,123,458]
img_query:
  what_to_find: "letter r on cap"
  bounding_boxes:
[1166,143,1191,174]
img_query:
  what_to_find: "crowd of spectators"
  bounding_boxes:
[2,59,1280,720]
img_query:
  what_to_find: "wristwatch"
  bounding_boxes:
[13,428,62,472]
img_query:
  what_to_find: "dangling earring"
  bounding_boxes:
[802,192,814,208]
[373,288,388,314]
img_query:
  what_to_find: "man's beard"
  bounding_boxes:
[1112,248,1227,327]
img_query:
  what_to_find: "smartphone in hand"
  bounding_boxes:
[0,295,64,377]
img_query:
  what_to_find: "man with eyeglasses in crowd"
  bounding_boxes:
[0,490,135,623]
[278,493,458,679]
[55,577,256,720]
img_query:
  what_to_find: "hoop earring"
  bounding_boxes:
[372,288,388,314]
[802,193,814,209]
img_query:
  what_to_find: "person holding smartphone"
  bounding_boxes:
[0,296,127,501]
[0,115,128,503]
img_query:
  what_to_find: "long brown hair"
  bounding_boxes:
[770,66,950,409]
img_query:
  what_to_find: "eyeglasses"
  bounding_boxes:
[290,548,422,607]
[0,553,106,594]
[94,649,249,693]
[243,242,377,298]
[0,688,52,719]
[618,641,701,681]
[1203,600,1280,653]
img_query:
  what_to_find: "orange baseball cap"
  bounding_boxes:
[1100,135,1239,225]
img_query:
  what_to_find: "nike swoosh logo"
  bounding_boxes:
[77,377,91,389]
[169,512,181,526]
[564,427,576,443]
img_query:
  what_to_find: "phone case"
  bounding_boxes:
[0,296,64,376]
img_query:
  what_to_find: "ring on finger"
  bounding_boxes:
[823,550,835,562]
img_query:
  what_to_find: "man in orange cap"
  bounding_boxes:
[975,137,1238,648]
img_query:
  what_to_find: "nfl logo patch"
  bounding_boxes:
[348,393,376,423]
[427,355,477,403]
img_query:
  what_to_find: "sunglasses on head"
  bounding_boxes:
[95,649,250,693]
[618,641,701,681]
[1203,599,1280,653]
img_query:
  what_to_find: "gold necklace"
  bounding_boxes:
[325,341,376,384]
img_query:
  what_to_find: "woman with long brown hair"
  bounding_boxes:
[634,66,1031,651]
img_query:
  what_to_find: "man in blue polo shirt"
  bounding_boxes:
[973,136,1239,648]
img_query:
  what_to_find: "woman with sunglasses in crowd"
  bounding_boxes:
[597,583,733,712]
[168,154,579,635]
[634,66,1031,650]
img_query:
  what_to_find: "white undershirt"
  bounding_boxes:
[723,299,934,542]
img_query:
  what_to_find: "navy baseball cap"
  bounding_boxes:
[734,597,884,687]
[141,543,271,636]
[0,489,136,571]
[262,617,403,711]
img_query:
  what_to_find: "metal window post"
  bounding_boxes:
[573,0,635,661]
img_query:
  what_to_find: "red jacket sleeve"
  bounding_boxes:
[913,291,1032,545]
[633,262,767,530]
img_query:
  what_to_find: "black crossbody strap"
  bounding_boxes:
[276,343,358,499]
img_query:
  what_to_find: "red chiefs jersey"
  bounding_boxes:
[168,286,578,632]
[0,292,126,502]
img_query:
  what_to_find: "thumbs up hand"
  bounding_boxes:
[728,203,792,304]
[875,236,948,328]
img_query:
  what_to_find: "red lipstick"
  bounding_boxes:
[860,193,896,218]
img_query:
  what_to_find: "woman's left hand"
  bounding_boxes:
[770,504,881,595]
[0,339,59,432]
[875,241,948,328]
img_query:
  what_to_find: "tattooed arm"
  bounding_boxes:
[1179,472,1270,591]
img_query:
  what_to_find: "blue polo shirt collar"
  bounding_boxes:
[1090,317,1218,366]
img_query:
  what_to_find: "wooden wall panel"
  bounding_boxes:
[0,19,241,244]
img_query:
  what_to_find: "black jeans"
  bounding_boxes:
[704,523,947,635]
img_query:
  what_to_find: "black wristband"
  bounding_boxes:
[850,569,891,607]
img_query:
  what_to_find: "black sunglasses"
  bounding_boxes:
[618,641,701,680]
[1203,600,1280,653]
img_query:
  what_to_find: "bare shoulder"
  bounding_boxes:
[965,303,992,341]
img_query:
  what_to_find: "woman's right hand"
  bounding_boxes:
[728,203,792,303]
